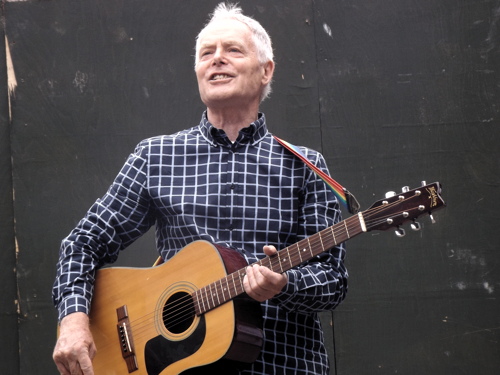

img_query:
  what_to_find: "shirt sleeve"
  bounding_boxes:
[52,143,156,321]
[271,150,348,313]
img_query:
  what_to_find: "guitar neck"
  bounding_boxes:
[193,214,364,315]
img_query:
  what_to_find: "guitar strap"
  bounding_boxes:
[273,135,360,214]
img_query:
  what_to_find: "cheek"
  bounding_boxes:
[195,65,206,82]
[195,72,207,92]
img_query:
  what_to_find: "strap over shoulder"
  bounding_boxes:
[273,135,360,214]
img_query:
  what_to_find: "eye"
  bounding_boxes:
[199,49,213,60]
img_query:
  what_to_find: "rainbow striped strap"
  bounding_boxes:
[274,135,360,214]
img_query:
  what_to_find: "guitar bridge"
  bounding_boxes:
[116,305,138,373]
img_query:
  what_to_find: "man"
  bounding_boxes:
[52,3,348,374]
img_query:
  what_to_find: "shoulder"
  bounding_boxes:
[139,126,200,147]
[130,126,203,156]
[270,134,325,166]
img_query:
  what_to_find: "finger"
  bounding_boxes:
[89,342,97,360]
[79,356,95,375]
[53,349,72,375]
[254,266,278,294]
[53,346,93,375]
[254,263,288,295]
[72,346,94,375]
[244,266,258,290]
[263,245,278,256]
[54,359,71,375]
[244,266,266,301]
[70,363,82,375]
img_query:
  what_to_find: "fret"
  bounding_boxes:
[229,273,236,298]
[208,283,215,307]
[286,247,293,269]
[214,283,220,305]
[296,242,304,263]
[219,278,225,301]
[192,291,201,315]
[277,252,283,273]
[344,220,350,238]
[200,287,207,312]
[205,285,212,310]
[318,232,324,254]
[224,278,230,300]
[260,257,271,273]
[236,270,245,294]
[196,290,202,314]
[200,288,210,311]
[206,284,213,309]
[306,238,313,258]
[213,282,220,305]
[222,279,227,303]
[310,235,322,258]
[200,286,206,311]
[301,246,309,260]
[330,226,337,245]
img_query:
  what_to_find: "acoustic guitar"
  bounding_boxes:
[88,182,445,374]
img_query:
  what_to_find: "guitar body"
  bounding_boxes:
[89,240,263,374]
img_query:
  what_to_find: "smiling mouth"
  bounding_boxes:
[210,74,232,81]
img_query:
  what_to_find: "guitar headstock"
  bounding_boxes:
[363,181,445,236]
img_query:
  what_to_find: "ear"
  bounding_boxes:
[261,60,275,85]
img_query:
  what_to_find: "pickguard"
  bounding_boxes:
[144,316,206,375]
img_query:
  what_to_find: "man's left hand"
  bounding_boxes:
[243,245,288,302]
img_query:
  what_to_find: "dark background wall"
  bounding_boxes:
[2,0,499,374]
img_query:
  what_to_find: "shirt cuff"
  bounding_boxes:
[57,295,91,322]
[271,269,298,306]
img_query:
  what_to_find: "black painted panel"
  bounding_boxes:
[4,1,499,374]
[0,19,20,375]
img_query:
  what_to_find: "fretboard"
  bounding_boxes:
[193,214,364,315]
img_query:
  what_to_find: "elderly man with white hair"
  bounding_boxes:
[53,3,348,374]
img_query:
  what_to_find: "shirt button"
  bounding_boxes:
[230,184,236,189]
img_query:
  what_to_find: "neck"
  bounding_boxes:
[206,107,259,142]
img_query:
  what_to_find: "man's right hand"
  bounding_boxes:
[53,312,96,375]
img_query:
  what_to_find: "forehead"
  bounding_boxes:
[198,18,254,47]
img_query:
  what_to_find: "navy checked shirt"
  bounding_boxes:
[53,113,348,374]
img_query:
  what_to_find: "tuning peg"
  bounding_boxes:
[411,221,421,231]
[429,213,436,224]
[385,191,396,198]
[402,186,410,192]
[421,180,427,186]
[395,227,406,237]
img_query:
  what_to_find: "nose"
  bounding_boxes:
[212,48,226,65]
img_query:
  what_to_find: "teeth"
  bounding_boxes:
[212,74,230,80]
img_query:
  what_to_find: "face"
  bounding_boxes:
[195,18,274,110]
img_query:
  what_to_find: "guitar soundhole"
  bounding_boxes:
[163,291,195,334]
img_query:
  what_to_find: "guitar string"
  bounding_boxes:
[126,215,366,340]
[122,198,416,343]
[123,222,407,345]
[120,198,420,346]
[86,203,412,355]
[117,194,423,344]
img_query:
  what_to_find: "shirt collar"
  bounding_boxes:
[199,111,268,148]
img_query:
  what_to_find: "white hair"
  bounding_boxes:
[194,2,274,101]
